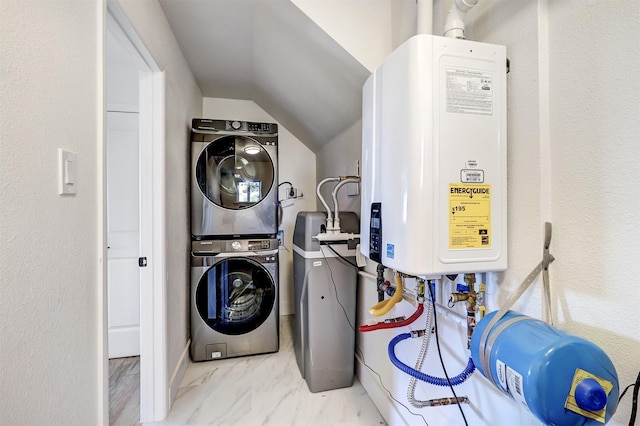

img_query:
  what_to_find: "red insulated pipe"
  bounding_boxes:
[359,303,424,332]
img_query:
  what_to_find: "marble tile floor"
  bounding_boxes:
[147,315,386,426]
[109,356,142,426]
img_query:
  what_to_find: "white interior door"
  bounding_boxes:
[107,110,141,358]
[107,1,168,419]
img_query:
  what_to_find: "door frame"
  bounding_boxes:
[106,0,168,422]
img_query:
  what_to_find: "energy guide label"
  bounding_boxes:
[446,67,494,116]
[449,183,491,249]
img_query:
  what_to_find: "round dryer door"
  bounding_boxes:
[195,257,276,335]
[195,136,274,210]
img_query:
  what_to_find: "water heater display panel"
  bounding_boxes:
[369,202,382,262]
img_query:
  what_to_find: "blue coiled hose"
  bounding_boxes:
[388,332,475,386]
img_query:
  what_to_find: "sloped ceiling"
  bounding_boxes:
[158,0,370,152]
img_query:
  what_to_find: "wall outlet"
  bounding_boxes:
[287,188,299,199]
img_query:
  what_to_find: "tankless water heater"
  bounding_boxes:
[361,34,507,276]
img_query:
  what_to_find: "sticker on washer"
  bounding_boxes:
[449,183,491,249]
[564,368,614,423]
[446,67,494,116]
[313,261,322,267]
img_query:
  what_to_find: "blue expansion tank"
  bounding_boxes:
[470,310,619,425]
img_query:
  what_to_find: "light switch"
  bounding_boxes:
[58,149,77,195]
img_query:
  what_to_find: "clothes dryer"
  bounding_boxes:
[190,238,279,361]
[191,118,278,238]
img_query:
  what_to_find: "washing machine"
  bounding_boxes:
[190,238,279,361]
[191,118,278,238]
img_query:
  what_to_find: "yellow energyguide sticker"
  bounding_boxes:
[449,183,491,249]
[564,368,614,423]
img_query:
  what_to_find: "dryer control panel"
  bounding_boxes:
[192,118,278,136]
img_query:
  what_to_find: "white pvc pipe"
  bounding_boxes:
[444,0,478,39]
[331,177,360,232]
[416,0,433,35]
[435,302,467,329]
[316,177,340,229]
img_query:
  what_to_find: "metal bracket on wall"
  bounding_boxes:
[542,222,554,325]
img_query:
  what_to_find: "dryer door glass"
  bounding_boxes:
[195,136,274,210]
[195,257,276,335]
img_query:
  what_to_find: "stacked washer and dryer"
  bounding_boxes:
[190,118,280,361]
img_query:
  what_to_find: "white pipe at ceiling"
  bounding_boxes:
[444,0,479,39]
[416,0,433,35]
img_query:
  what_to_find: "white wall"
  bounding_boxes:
[2,1,637,424]
[0,0,202,423]
[547,2,640,423]
[0,1,104,424]
[203,98,317,315]
[292,0,392,72]
[311,1,640,425]
[315,120,363,216]
[116,0,203,404]
[293,0,416,73]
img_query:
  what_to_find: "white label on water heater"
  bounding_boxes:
[446,67,494,116]
[461,169,485,183]
[506,365,529,411]
[496,359,508,391]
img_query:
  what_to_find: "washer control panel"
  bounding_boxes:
[192,238,279,254]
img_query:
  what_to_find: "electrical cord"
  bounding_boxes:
[323,241,360,269]
[318,243,467,424]
[619,371,640,426]
[320,245,428,425]
[320,244,356,332]
[619,382,636,402]
[277,181,297,199]
[631,371,639,426]
[355,345,429,426]
[428,283,469,426]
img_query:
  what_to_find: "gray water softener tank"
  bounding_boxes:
[292,211,359,393]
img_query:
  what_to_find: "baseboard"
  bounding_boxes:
[169,339,191,405]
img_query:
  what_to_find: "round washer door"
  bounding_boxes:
[195,257,276,335]
[195,136,274,210]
